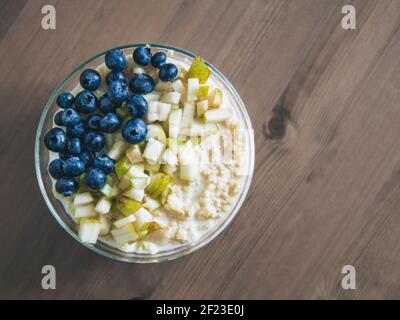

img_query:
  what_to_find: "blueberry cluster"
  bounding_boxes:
[44,46,178,196]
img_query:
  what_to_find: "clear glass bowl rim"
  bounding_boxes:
[34,43,255,263]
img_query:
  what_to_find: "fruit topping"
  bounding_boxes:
[159,63,178,82]
[79,69,101,91]
[186,56,210,84]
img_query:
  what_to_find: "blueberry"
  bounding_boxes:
[93,155,114,174]
[61,108,80,126]
[106,71,127,86]
[75,90,98,114]
[129,73,155,95]
[55,177,79,196]
[84,131,105,152]
[79,69,101,91]
[121,118,147,144]
[44,128,67,152]
[159,63,178,82]
[48,159,64,179]
[99,93,119,113]
[56,92,74,109]
[151,51,167,68]
[133,46,151,66]
[126,94,148,118]
[79,151,95,168]
[86,114,102,131]
[66,121,86,138]
[85,168,107,190]
[99,113,121,133]
[59,152,72,161]
[67,137,82,155]
[108,81,129,103]
[54,111,64,126]
[62,156,85,177]
[105,49,127,72]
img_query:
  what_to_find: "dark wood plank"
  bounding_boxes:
[1,0,400,299]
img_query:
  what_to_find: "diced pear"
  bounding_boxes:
[73,192,94,206]
[79,218,101,243]
[209,88,223,108]
[158,102,172,121]
[100,183,119,199]
[145,161,161,173]
[115,156,131,178]
[189,119,218,137]
[146,123,167,144]
[203,108,232,123]
[179,103,195,137]
[160,92,181,105]
[178,141,199,182]
[196,99,209,117]
[113,214,136,229]
[161,164,177,176]
[168,109,182,139]
[133,66,145,74]
[160,187,171,205]
[146,112,159,123]
[143,138,166,165]
[123,188,145,202]
[115,196,142,216]
[145,173,172,199]
[74,204,97,218]
[130,176,149,189]
[167,138,179,155]
[125,144,143,164]
[107,140,130,161]
[126,163,145,178]
[99,215,111,235]
[117,175,131,191]
[133,208,154,230]
[94,196,112,214]
[187,78,199,102]
[148,100,159,114]
[143,91,162,104]
[172,79,185,94]
[143,196,161,212]
[155,80,172,92]
[111,223,139,246]
[161,149,178,166]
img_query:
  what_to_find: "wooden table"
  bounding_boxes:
[1,0,400,299]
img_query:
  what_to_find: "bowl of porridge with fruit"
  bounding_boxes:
[35,44,254,263]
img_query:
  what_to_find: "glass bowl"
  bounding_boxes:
[35,43,255,263]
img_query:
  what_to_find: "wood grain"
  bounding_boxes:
[1,0,400,299]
